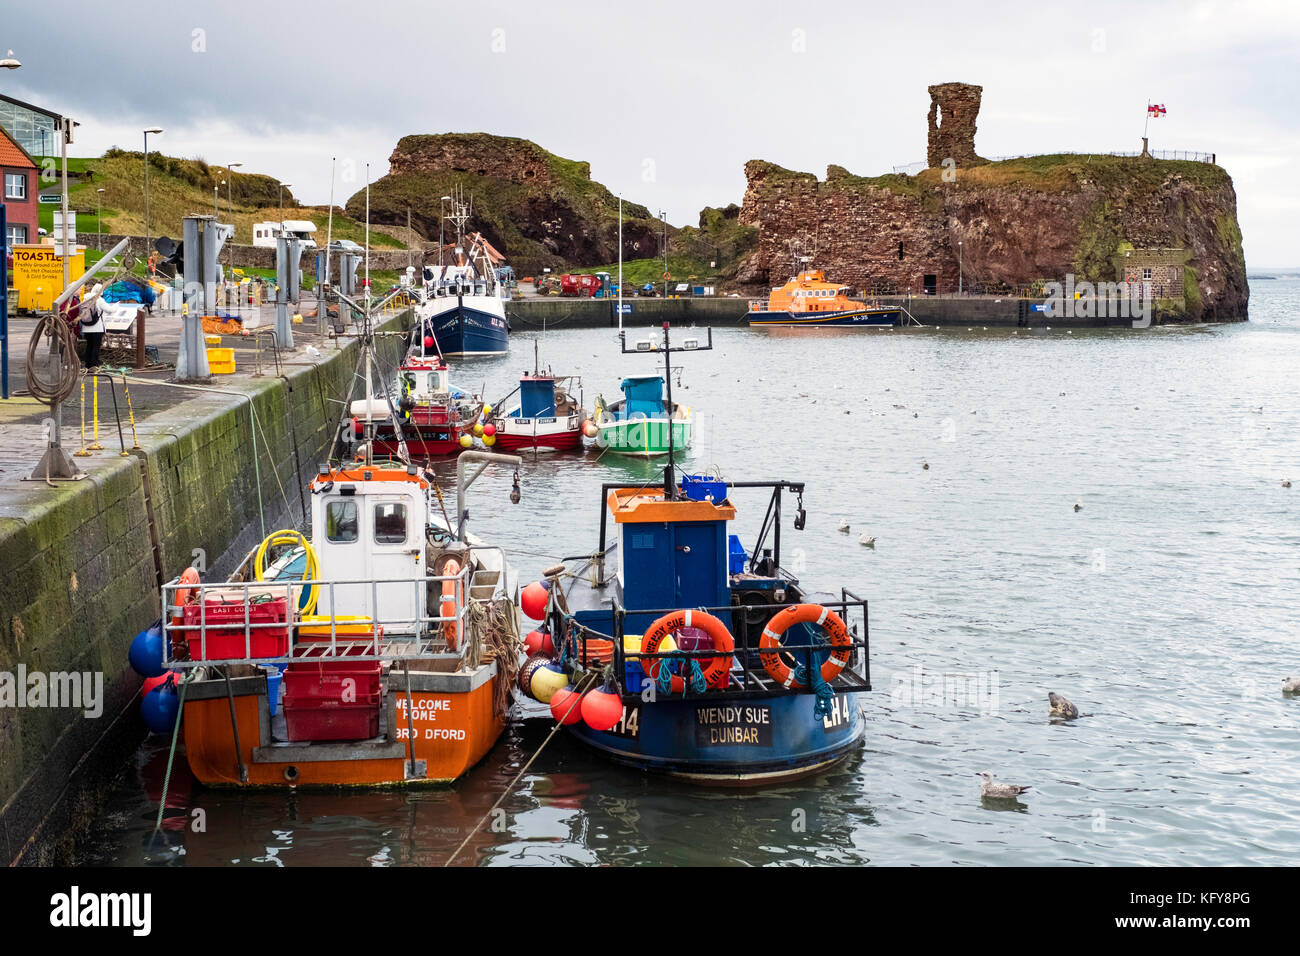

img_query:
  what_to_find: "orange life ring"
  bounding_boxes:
[758,604,851,689]
[441,557,461,651]
[640,609,734,693]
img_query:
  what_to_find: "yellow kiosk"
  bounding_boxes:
[9,244,86,312]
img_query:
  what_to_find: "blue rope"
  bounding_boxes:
[655,653,708,696]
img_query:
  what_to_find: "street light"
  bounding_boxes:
[279,182,292,237]
[214,184,220,219]
[958,239,963,296]
[96,188,105,251]
[143,127,163,265]
[226,163,242,286]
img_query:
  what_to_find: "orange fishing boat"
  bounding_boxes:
[133,311,528,789]
[158,452,524,788]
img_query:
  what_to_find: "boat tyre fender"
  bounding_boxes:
[758,604,852,689]
[640,610,734,693]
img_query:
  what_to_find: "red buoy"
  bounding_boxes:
[581,682,624,732]
[550,685,585,725]
[424,335,434,349]
[483,423,497,437]
[525,629,555,657]
[520,581,549,620]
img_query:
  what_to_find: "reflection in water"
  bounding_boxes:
[76,280,1300,866]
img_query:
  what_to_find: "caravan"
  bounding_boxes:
[252,219,318,250]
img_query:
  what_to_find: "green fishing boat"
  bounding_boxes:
[593,375,692,458]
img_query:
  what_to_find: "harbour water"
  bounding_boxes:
[80,279,1299,866]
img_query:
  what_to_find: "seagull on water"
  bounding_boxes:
[978,772,1031,799]
[1073,502,1082,512]
[837,518,850,533]
[859,534,875,548]
[1048,692,1079,719]
[1283,678,1300,694]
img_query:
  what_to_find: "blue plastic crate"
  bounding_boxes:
[681,473,727,503]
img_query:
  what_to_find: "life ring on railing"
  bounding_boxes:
[440,557,462,651]
[758,604,852,689]
[640,610,734,693]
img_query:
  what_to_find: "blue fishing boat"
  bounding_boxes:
[520,325,871,785]
[416,188,510,357]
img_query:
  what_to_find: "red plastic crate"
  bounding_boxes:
[182,597,291,660]
[283,703,381,742]
[284,662,382,706]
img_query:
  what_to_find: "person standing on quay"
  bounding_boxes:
[80,282,106,369]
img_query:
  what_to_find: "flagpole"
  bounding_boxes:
[1144,100,1150,140]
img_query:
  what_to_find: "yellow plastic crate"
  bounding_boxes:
[204,334,222,346]
[207,347,235,374]
[297,614,377,637]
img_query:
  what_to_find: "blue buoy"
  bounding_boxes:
[141,682,180,734]
[128,620,166,678]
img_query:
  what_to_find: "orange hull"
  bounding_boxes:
[182,671,505,788]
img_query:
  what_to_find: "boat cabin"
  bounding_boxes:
[616,375,666,419]
[752,269,866,313]
[309,466,431,635]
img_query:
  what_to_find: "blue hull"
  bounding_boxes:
[749,308,899,328]
[431,303,509,357]
[566,692,863,785]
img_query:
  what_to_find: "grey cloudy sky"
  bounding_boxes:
[3,0,1296,265]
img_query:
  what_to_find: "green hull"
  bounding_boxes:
[596,418,692,457]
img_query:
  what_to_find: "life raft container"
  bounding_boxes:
[758,604,852,688]
[640,610,734,693]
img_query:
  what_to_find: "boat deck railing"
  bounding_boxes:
[592,591,871,702]
[159,565,480,669]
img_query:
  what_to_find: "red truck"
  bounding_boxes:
[560,273,602,297]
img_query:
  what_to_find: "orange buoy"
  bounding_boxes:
[441,557,462,651]
[640,610,734,693]
[758,604,852,688]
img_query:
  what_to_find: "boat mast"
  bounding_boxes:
[619,322,713,498]
[618,194,623,333]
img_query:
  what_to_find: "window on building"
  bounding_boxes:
[898,242,905,260]
[373,503,407,544]
[325,500,358,542]
[4,173,26,200]
[1142,267,1153,280]
[5,224,28,249]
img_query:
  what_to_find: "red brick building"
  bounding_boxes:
[1,126,38,252]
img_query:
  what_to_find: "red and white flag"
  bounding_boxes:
[1147,103,1167,117]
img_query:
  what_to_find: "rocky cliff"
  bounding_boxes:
[736,82,1248,321]
[737,155,1248,320]
[349,133,668,276]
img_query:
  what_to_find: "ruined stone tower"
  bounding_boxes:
[927,82,983,169]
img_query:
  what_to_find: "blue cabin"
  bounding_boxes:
[618,376,666,420]
[514,376,556,418]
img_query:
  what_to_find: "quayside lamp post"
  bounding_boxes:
[958,239,964,296]
[279,181,292,236]
[96,188,104,250]
[226,162,242,287]
[143,127,163,261]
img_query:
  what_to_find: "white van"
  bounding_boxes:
[251,220,318,250]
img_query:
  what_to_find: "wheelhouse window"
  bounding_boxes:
[4,173,26,200]
[373,503,408,544]
[325,500,358,542]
